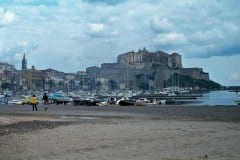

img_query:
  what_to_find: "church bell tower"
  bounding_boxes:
[22,53,27,70]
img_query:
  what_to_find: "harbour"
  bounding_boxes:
[1,1,240,159]
[1,89,239,107]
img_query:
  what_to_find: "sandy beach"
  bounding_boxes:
[1,104,240,160]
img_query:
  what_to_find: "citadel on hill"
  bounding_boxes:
[0,48,219,94]
[87,48,211,90]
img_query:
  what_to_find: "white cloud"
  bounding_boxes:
[88,23,105,32]
[127,10,136,15]
[190,29,225,45]
[17,41,29,47]
[153,32,187,46]
[0,43,3,52]
[150,15,172,32]
[109,16,118,22]
[0,7,3,13]
[0,7,16,26]
[14,53,23,61]
[231,72,240,81]
[110,30,119,36]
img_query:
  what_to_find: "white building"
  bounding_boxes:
[0,62,15,74]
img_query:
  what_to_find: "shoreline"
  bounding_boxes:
[1,104,240,121]
[1,104,240,160]
[1,104,240,136]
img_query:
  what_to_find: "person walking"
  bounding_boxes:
[42,93,48,110]
[31,94,38,111]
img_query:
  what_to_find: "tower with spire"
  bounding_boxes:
[22,53,27,70]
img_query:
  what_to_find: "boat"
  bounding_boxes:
[135,98,149,106]
[159,99,176,105]
[118,100,135,106]
[235,100,240,105]
[73,99,99,106]
[48,91,72,105]
[159,100,166,105]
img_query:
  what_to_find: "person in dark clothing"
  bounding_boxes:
[42,93,48,110]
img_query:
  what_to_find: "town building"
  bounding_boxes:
[0,62,15,74]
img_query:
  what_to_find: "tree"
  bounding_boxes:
[139,82,149,90]
[1,82,11,90]
[166,74,221,89]
[135,73,149,90]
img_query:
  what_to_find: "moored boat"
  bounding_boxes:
[118,100,135,106]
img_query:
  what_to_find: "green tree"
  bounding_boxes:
[166,74,221,89]
[135,73,149,90]
[139,82,149,90]
[1,82,11,90]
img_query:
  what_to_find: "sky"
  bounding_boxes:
[0,0,240,86]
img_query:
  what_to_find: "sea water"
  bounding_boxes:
[195,90,240,106]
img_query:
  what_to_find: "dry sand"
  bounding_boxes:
[0,105,240,160]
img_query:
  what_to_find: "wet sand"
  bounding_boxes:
[0,104,240,160]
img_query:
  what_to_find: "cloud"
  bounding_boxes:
[0,42,3,52]
[184,22,240,58]
[82,0,126,5]
[0,0,59,6]
[23,0,59,6]
[14,53,23,61]
[231,72,240,81]
[150,15,172,33]
[153,32,187,48]
[189,29,224,45]
[0,7,16,27]
[86,23,107,37]
[0,40,39,69]
[127,10,136,16]
[88,23,105,32]
[17,41,29,47]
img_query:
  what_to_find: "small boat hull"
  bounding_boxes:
[119,100,135,106]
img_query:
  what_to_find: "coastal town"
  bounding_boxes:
[1,0,240,159]
[1,50,239,159]
[0,48,222,106]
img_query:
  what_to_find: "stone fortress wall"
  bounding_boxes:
[87,48,210,90]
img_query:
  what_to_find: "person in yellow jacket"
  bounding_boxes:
[31,94,38,111]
